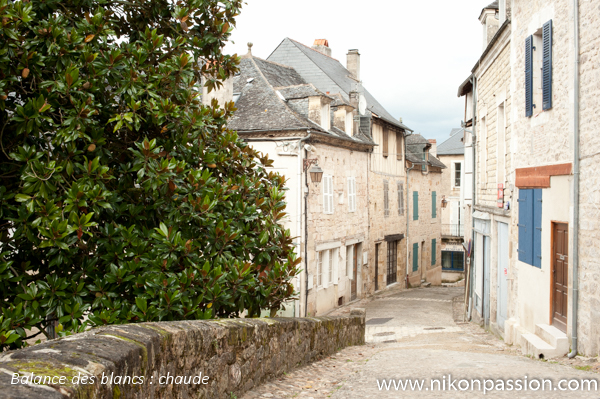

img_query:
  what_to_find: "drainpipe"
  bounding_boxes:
[298,132,312,317]
[568,0,580,359]
[470,75,477,321]
[405,132,415,286]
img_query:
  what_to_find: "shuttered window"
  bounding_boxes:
[347,177,356,212]
[383,180,389,217]
[412,243,419,272]
[323,175,334,214]
[396,132,402,160]
[431,239,437,266]
[542,20,553,110]
[525,35,534,117]
[517,188,542,268]
[317,251,324,287]
[413,191,419,220]
[397,181,404,215]
[432,191,437,218]
[382,129,388,157]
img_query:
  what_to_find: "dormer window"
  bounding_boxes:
[345,111,353,135]
[321,103,330,130]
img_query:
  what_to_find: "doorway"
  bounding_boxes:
[351,244,359,301]
[552,222,568,333]
[374,243,380,292]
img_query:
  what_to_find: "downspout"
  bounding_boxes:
[298,132,312,317]
[404,131,414,286]
[568,0,580,359]
[470,75,478,321]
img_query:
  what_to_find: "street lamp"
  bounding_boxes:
[441,195,448,208]
[303,159,323,183]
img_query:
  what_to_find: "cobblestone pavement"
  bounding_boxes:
[242,286,600,398]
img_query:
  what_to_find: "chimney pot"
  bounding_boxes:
[312,39,332,57]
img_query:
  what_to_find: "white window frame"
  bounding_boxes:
[345,111,353,135]
[383,180,390,217]
[321,103,330,130]
[317,250,324,287]
[397,181,404,216]
[347,177,356,212]
[346,245,354,278]
[453,161,463,189]
[323,175,334,214]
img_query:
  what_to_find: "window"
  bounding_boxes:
[421,150,427,172]
[346,245,354,278]
[454,162,462,187]
[480,117,487,183]
[387,240,398,285]
[432,191,437,219]
[412,243,419,272]
[431,239,437,265]
[345,112,353,136]
[382,129,388,157]
[328,249,333,285]
[442,251,465,271]
[317,251,323,287]
[321,103,330,130]
[383,180,389,217]
[517,189,542,267]
[497,103,506,184]
[347,177,356,212]
[323,175,334,214]
[526,20,552,117]
[397,181,404,215]
[318,248,339,287]
[413,191,419,220]
[396,132,403,160]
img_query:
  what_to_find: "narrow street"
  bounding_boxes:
[243,287,599,398]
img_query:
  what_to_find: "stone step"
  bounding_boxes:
[535,323,569,353]
[521,333,566,359]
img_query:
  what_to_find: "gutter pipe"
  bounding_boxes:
[470,75,477,321]
[297,132,312,317]
[569,0,580,359]
[404,131,414,286]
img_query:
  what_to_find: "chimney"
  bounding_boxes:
[347,49,360,80]
[428,139,437,157]
[312,39,332,57]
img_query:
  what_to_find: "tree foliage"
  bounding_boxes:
[0,0,300,351]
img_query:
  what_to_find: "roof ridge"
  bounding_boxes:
[251,55,297,70]
[288,38,340,62]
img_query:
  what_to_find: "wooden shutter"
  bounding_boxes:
[413,191,419,220]
[542,20,553,110]
[533,189,543,268]
[323,176,329,214]
[431,239,436,266]
[397,182,404,215]
[382,129,388,157]
[525,35,534,117]
[412,243,419,272]
[432,191,437,218]
[383,180,389,217]
[329,176,334,213]
[317,251,323,286]
[396,132,402,160]
[517,189,534,265]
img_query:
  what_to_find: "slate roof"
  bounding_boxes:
[228,55,374,147]
[267,38,411,132]
[406,134,446,169]
[437,128,465,156]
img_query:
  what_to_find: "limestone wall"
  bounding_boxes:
[0,312,365,399]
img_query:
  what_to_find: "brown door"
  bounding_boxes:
[351,244,358,300]
[552,223,568,333]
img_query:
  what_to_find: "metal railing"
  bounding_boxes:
[441,224,464,237]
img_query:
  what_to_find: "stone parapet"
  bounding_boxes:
[0,311,365,399]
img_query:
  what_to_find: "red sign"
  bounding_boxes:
[497,183,504,208]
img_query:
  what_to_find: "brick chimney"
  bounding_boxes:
[428,139,437,157]
[347,49,360,80]
[312,39,332,57]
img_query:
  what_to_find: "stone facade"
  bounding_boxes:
[0,312,366,399]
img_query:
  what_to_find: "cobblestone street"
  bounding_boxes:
[242,286,600,398]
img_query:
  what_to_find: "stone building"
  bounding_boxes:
[459,0,600,358]
[457,0,513,339]
[227,49,374,317]
[267,39,412,295]
[405,134,445,288]
[437,129,466,283]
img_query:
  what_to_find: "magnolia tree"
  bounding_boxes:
[0,0,300,350]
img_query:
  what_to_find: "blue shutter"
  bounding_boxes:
[533,189,543,268]
[517,189,534,265]
[432,191,437,218]
[413,243,419,272]
[542,20,553,110]
[431,239,436,266]
[413,191,419,220]
[525,35,534,117]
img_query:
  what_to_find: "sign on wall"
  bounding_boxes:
[497,183,504,208]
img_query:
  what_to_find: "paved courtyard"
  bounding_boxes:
[243,286,600,398]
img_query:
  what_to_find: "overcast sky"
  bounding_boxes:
[224,0,489,144]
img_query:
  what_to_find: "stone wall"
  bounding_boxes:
[0,311,365,399]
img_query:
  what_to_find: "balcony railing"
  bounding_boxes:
[442,224,464,237]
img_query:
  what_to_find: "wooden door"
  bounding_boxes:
[552,223,568,333]
[351,244,358,300]
[374,243,379,292]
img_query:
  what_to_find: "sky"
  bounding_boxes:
[224,0,489,144]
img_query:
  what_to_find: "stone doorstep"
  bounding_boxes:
[535,323,569,354]
[506,318,569,359]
